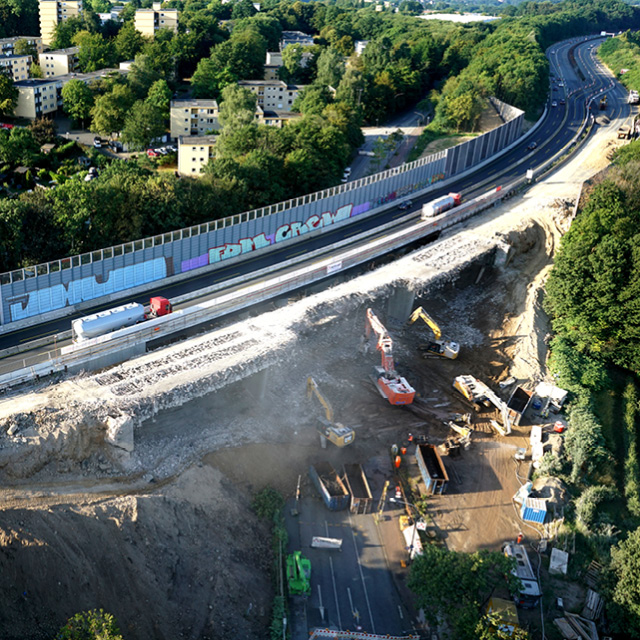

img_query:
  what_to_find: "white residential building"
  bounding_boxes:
[135,2,179,37]
[237,80,305,112]
[170,99,220,139]
[178,135,217,175]
[41,47,79,77]
[39,0,83,47]
[0,55,32,81]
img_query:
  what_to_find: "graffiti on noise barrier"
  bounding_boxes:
[7,257,169,322]
[203,202,365,266]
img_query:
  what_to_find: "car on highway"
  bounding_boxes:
[341,166,352,183]
[551,100,558,107]
[559,99,565,105]
[398,199,413,210]
[527,142,537,151]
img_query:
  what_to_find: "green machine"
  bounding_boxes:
[286,551,311,596]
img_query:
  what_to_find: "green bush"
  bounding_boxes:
[575,485,617,532]
[252,487,285,521]
[56,609,123,640]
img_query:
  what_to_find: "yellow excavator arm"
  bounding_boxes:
[408,307,442,340]
[306,376,334,423]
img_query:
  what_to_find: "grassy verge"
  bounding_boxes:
[406,125,454,163]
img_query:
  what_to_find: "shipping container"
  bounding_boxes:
[415,443,449,494]
[506,386,534,426]
[343,463,373,514]
[521,497,547,524]
[309,462,350,511]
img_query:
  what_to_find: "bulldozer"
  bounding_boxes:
[408,307,460,359]
[306,377,355,448]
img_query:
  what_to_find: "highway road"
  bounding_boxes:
[0,36,629,364]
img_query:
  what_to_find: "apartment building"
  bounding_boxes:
[41,47,79,77]
[238,80,304,112]
[39,0,83,47]
[135,2,179,38]
[178,135,216,175]
[0,36,43,57]
[255,107,300,128]
[280,30,314,49]
[14,79,59,119]
[14,69,127,119]
[0,55,32,82]
[170,99,220,139]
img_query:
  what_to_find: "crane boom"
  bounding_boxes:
[306,376,334,423]
[365,309,415,406]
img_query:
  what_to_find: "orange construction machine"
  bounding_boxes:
[365,308,415,406]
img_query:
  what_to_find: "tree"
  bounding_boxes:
[145,79,172,118]
[0,71,18,116]
[73,30,117,72]
[56,609,123,640]
[231,0,257,20]
[13,38,38,57]
[62,79,95,128]
[218,84,257,129]
[280,43,304,82]
[121,100,166,150]
[114,21,146,61]
[50,15,86,50]
[29,62,43,78]
[128,52,166,98]
[607,527,640,638]
[408,545,518,640]
[28,118,57,145]
[0,127,40,166]
[90,83,135,135]
[291,84,332,116]
[564,404,610,484]
[316,48,344,88]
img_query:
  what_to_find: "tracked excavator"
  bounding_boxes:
[306,377,355,448]
[365,308,415,406]
[408,307,460,359]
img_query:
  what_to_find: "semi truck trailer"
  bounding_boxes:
[72,296,172,342]
[421,193,462,219]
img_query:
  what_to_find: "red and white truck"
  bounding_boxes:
[421,192,462,219]
[72,296,172,342]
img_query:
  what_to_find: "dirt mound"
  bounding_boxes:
[0,465,271,640]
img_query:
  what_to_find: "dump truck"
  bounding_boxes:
[415,443,449,494]
[343,463,373,514]
[72,296,172,342]
[421,192,462,218]
[506,385,534,427]
[309,462,350,511]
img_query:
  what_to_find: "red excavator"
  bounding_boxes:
[365,308,415,406]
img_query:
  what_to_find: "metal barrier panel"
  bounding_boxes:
[0,101,523,327]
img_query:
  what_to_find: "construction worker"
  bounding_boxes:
[408,433,414,444]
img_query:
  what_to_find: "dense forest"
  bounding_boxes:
[1,0,639,274]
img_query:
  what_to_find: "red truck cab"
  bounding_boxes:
[147,296,172,318]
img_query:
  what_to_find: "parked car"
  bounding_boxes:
[0,123,14,130]
[164,144,177,153]
[147,149,160,158]
[398,199,413,210]
[108,140,123,153]
[154,147,168,155]
[93,136,103,148]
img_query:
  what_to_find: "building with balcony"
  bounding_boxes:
[14,79,59,119]
[135,2,179,38]
[0,36,43,57]
[39,0,83,47]
[178,135,217,175]
[0,55,32,81]
[237,80,305,112]
[170,99,220,139]
[255,107,300,128]
[280,30,314,49]
[41,47,79,77]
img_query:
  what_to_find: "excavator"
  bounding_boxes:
[408,307,460,359]
[453,375,512,435]
[306,377,355,448]
[286,551,311,596]
[365,308,415,406]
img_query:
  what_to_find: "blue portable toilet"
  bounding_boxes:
[521,497,547,524]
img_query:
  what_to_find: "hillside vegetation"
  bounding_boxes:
[544,140,640,637]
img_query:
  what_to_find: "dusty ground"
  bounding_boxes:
[0,114,627,639]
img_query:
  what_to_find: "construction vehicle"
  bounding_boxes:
[306,377,355,447]
[408,307,460,359]
[365,308,415,406]
[72,296,173,342]
[421,192,462,218]
[286,551,311,596]
[453,375,512,434]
